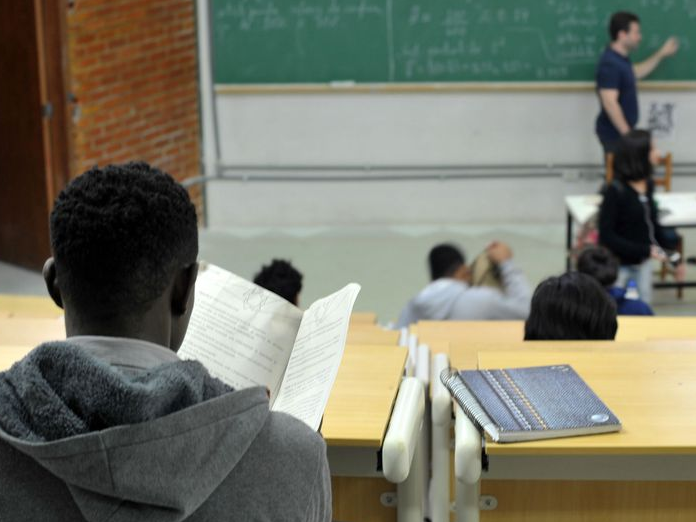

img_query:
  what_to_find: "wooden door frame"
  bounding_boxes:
[0,0,72,270]
[36,0,73,208]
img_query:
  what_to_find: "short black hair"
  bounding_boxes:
[429,244,465,281]
[50,162,198,317]
[577,246,619,287]
[524,272,617,341]
[253,259,303,305]
[614,129,653,183]
[609,11,639,41]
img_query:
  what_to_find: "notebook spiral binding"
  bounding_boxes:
[440,367,496,439]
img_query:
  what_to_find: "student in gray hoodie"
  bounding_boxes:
[0,162,331,522]
[396,242,531,327]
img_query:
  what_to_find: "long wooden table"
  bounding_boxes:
[448,339,696,370]
[414,317,696,347]
[0,317,66,345]
[350,312,378,324]
[346,325,400,346]
[0,294,63,319]
[326,344,407,522]
[447,346,696,521]
[0,318,400,347]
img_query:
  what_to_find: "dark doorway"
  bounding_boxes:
[0,0,71,271]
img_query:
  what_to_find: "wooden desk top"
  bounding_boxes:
[321,344,407,448]
[476,350,696,456]
[617,316,696,340]
[346,326,400,346]
[350,312,377,324]
[416,317,696,346]
[415,320,523,345]
[0,317,66,345]
[0,294,63,319]
[0,345,35,371]
[449,339,696,370]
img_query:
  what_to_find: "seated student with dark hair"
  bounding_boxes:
[577,246,653,316]
[524,272,618,341]
[254,259,303,306]
[0,162,331,522]
[396,241,531,328]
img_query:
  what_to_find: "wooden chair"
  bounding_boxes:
[605,152,683,298]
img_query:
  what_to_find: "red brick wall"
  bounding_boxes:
[67,0,201,192]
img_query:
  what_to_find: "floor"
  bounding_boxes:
[2,223,695,323]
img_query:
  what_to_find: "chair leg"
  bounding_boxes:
[678,236,684,300]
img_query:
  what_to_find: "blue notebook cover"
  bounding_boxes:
[441,365,621,443]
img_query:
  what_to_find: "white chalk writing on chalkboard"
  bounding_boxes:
[212,0,696,83]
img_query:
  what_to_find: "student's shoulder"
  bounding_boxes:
[602,180,625,202]
[618,299,654,316]
[457,285,504,305]
[263,411,327,455]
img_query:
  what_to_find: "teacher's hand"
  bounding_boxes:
[659,37,679,58]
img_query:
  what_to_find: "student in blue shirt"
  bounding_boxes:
[577,246,653,316]
[596,11,678,153]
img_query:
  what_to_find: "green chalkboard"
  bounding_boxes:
[211,0,696,84]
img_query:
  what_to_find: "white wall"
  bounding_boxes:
[215,90,695,165]
[207,89,696,226]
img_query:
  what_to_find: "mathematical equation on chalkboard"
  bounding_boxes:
[212,0,696,83]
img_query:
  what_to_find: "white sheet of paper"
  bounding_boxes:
[271,283,361,430]
[178,263,304,400]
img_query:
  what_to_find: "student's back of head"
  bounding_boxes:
[577,246,619,287]
[429,244,465,281]
[48,161,199,346]
[524,272,617,340]
[253,259,303,305]
[613,129,653,183]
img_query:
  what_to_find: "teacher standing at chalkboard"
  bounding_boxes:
[595,11,679,154]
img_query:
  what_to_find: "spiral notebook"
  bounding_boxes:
[440,365,621,443]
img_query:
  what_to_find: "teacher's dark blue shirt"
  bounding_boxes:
[595,47,638,144]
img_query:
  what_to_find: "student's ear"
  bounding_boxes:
[42,258,64,309]
[171,262,198,316]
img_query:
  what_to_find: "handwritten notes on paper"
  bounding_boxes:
[179,263,360,429]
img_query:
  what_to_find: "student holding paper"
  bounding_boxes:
[0,163,331,522]
[396,242,531,327]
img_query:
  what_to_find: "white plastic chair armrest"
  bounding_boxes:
[454,404,482,485]
[382,377,425,483]
[431,353,452,426]
[415,343,430,387]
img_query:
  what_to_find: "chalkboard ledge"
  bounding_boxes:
[215,82,696,95]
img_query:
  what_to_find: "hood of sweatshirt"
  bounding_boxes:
[0,342,270,522]
[409,278,467,320]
